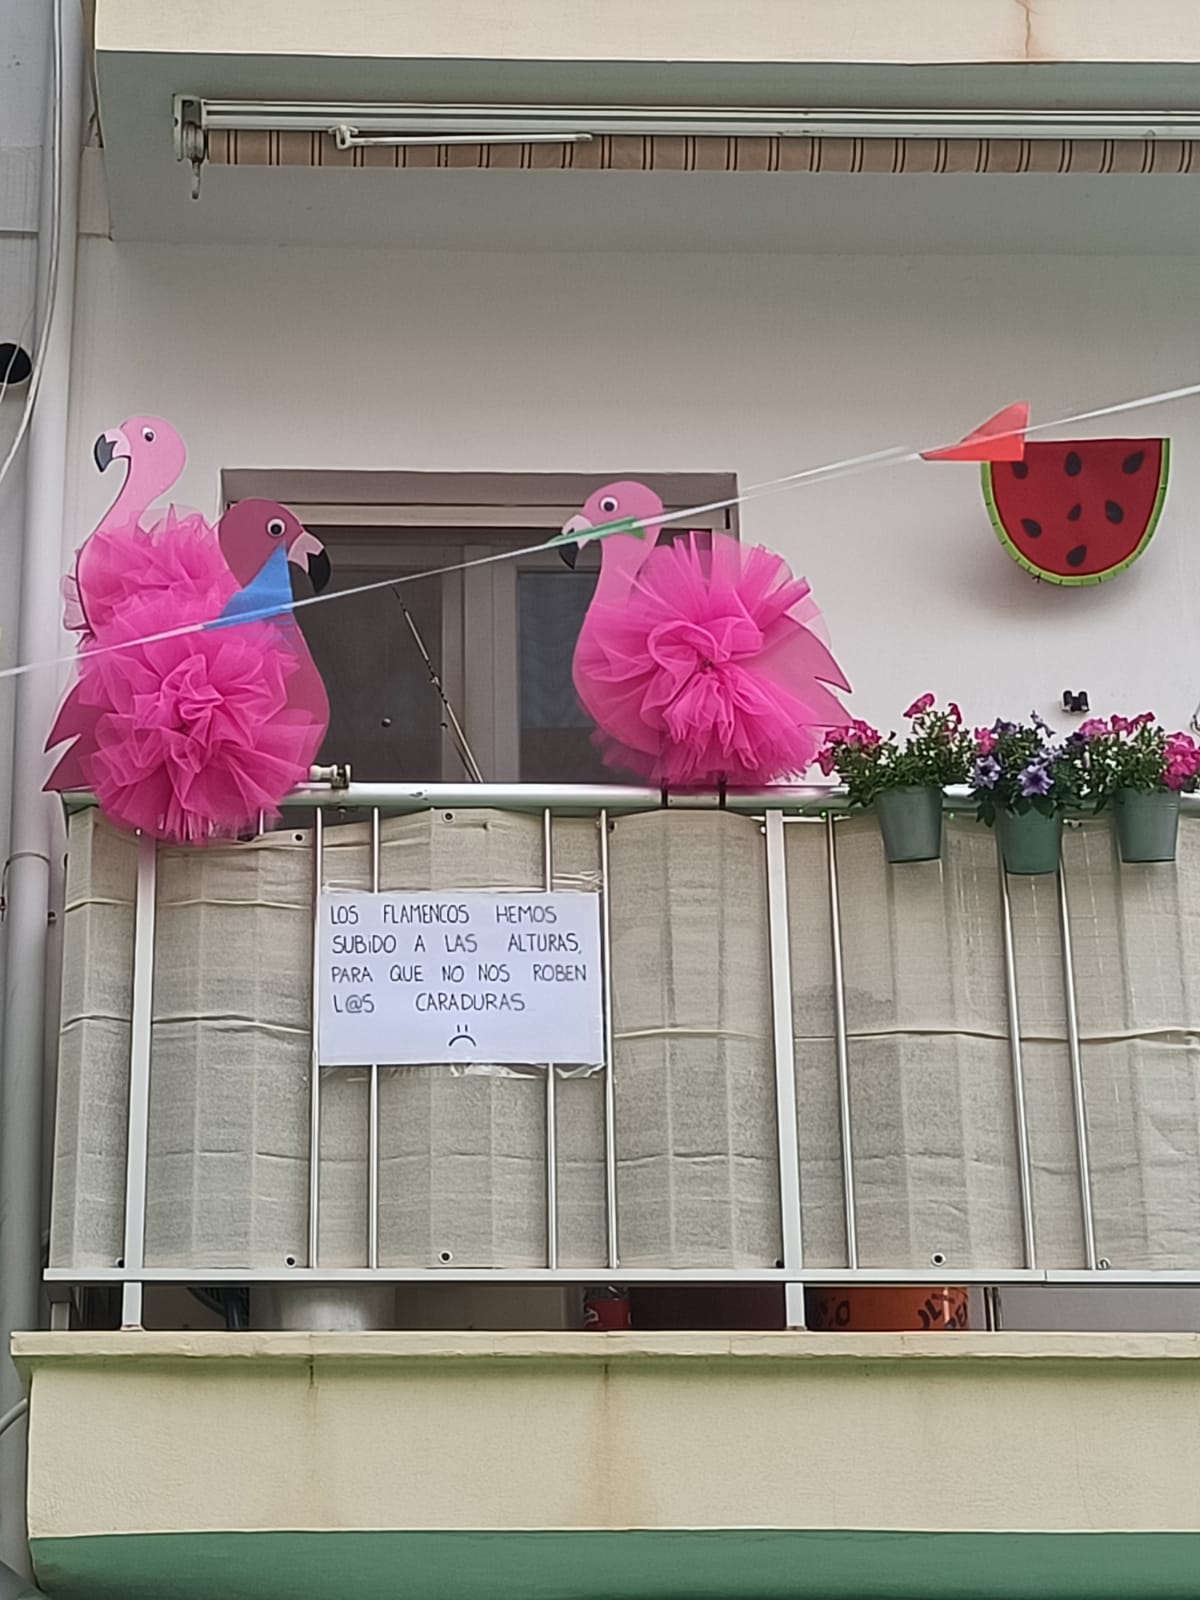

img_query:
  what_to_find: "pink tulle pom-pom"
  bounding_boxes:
[575,534,850,788]
[75,601,323,844]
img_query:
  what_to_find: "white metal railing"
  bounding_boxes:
[46,783,1200,1329]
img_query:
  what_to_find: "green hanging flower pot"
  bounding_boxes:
[1112,788,1180,864]
[996,808,1063,875]
[874,785,944,863]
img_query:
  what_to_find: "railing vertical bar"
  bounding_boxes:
[367,807,381,1271]
[825,813,858,1270]
[543,809,559,1271]
[997,844,1037,1269]
[765,812,805,1328]
[120,833,158,1329]
[307,807,324,1269]
[599,809,619,1270]
[1057,862,1098,1271]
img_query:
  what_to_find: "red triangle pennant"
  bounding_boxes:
[921,402,1030,463]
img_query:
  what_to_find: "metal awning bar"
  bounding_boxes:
[175,97,1200,163]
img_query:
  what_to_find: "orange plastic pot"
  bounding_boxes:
[808,1286,969,1332]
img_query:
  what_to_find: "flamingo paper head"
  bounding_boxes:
[218,499,331,594]
[559,480,665,569]
[92,415,186,504]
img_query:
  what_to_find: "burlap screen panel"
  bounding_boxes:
[50,807,1200,1276]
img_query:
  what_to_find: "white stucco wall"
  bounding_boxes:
[65,238,1200,738]
[93,0,1200,67]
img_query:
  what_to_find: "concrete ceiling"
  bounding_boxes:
[93,47,1200,253]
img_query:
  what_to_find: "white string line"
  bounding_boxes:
[2,376,1198,690]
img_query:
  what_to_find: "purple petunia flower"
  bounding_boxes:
[1019,761,1054,798]
[972,756,1001,789]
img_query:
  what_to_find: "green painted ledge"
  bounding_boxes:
[30,1529,1200,1600]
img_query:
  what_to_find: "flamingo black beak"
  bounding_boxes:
[558,512,592,570]
[93,433,116,472]
[289,528,332,593]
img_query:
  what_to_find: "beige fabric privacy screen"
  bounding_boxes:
[50,805,1200,1278]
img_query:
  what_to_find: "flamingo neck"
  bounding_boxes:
[593,524,662,600]
[96,464,166,534]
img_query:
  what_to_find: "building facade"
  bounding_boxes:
[5,3,1200,1596]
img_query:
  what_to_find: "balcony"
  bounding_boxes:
[44,782,1200,1327]
[25,780,1200,1599]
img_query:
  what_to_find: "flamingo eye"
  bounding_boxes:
[142,428,155,442]
[267,517,286,538]
[599,496,619,515]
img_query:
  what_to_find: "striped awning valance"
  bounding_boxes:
[206,130,1200,175]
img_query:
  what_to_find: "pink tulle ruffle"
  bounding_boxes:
[574,534,850,788]
[64,511,234,642]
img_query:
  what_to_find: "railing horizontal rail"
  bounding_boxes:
[59,781,1200,818]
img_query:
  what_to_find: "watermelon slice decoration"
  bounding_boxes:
[982,439,1170,586]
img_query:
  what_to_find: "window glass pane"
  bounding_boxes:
[518,567,611,783]
[299,564,445,781]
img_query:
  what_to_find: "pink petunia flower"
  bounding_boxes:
[1077,718,1109,739]
[904,694,935,718]
[974,727,998,755]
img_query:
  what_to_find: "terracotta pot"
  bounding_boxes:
[808,1286,969,1332]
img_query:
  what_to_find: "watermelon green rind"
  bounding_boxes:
[981,439,1171,587]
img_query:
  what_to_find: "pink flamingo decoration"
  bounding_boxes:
[64,416,191,640]
[560,481,850,789]
[46,494,331,843]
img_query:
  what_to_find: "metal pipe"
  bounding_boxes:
[542,810,559,1271]
[599,811,619,1269]
[764,814,805,1328]
[278,782,853,814]
[307,809,324,1268]
[825,814,858,1269]
[119,836,158,1330]
[1057,865,1098,1271]
[997,845,1037,1269]
[0,1401,27,1442]
[0,7,81,1573]
[367,809,380,1270]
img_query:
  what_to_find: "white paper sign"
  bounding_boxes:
[318,891,604,1068]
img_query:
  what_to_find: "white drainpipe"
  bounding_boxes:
[0,0,82,1579]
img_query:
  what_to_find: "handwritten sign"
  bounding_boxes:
[317,891,604,1067]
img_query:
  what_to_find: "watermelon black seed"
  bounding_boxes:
[1105,500,1125,524]
[1065,451,1082,476]
[1011,461,1029,479]
[1066,545,1088,567]
[1020,517,1042,538]
[1067,503,1083,522]
[1122,450,1145,474]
